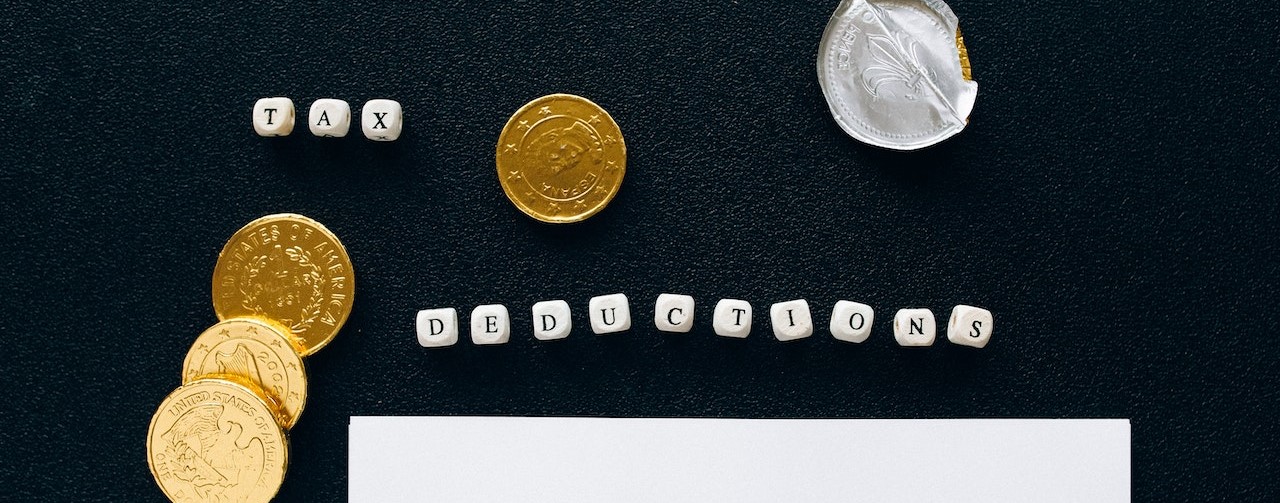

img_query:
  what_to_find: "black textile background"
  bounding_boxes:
[1,0,1277,501]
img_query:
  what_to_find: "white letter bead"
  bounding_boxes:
[469,304,510,345]
[589,293,631,334]
[252,97,295,137]
[770,299,813,341]
[531,300,572,341]
[830,301,874,343]
[362,99,403,141]
[654,294,695,333]
[713,299,752,338]
[416,308,458,348]
[893,308,936,347]
[309,98,351,137]
[948,305,994,348]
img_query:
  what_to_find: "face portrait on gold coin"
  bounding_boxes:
[496,94,626,223]
[523,120,603,182]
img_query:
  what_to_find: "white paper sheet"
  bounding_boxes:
[349,417,1129,502]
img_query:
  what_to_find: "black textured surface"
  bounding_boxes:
[1,0,1277,500]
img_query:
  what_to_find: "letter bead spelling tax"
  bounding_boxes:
[253,97,295,137]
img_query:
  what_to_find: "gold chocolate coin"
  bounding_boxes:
[183,318,307,429]
[213,214,354,357]
[496,94,626,223]
[147,379,288,503]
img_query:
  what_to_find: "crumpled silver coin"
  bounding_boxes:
[817,0,978,150]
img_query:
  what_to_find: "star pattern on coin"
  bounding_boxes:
[496,95,623,223]
[286,362,299,371]
[271,338,284,348]
[218,329,231,339]
[503,143,518,154]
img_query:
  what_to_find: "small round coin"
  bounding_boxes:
[183,318,307,430]
[496,94,626,223]
[817,0,978,150]
[147,379,289,503]
[212,214,354,357]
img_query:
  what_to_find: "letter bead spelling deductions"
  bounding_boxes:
[589,294,632,335]
[416,308,459,348]
[414,297,992,350]
[830,301,874,343]
[654,294,695,333]
[947,305,994,348]
[894,308,936,347]
[770,299,814,342]
[713,299,753,338]
[470,304,511,345]
[532,300,572,341]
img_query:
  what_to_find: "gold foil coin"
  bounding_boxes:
[496,94,626,223]
[147,379,289,503]
[212,214,354,357]
[183,318,308,430]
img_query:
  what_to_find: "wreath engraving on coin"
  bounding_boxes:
[213,214,354,356]
[497,94,626,223]
[148,380,288,503]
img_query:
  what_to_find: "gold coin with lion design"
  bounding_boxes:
[147,379,288,503]
[183,318,307,430]
[497,94,626,223]
[212,214,354,357]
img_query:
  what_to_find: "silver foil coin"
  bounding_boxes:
[817,0,978,150]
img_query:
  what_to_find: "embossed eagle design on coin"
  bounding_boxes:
[183,318,308,430]
[497,94,626,223]
[147,380,288,503]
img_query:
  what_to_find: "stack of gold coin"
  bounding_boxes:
[146,214,354,503]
